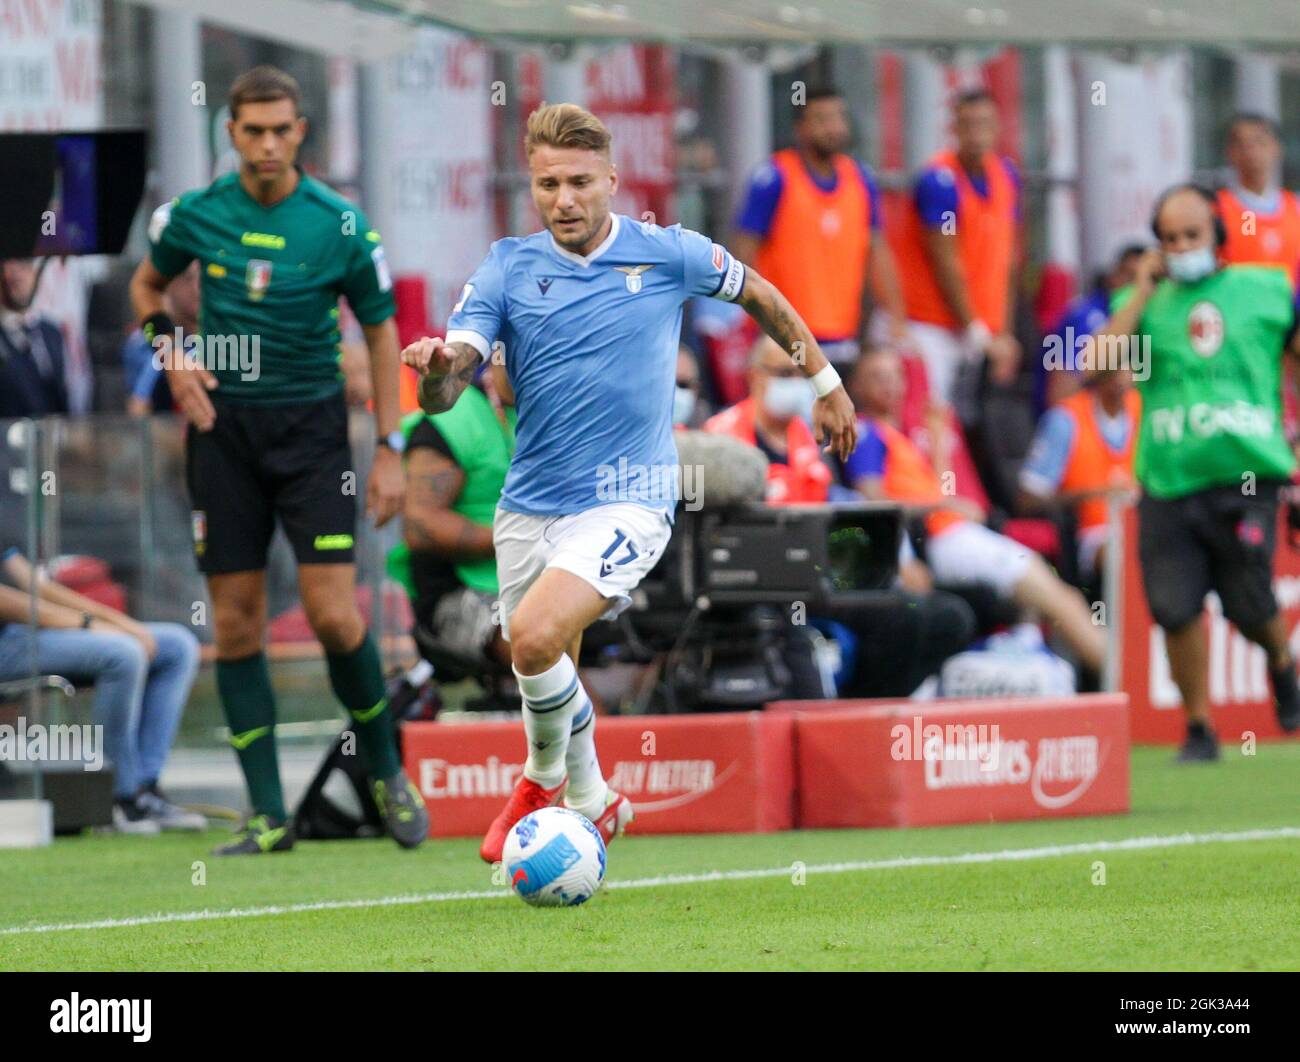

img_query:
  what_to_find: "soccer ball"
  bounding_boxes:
[503,806,607,907]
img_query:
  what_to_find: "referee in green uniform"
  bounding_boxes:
[1100,183,1300,761]
[130,66,428,853]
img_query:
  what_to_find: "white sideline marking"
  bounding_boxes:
[3,826,1297,938]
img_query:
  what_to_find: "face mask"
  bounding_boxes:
[1166,245,1217,284]
[672,386,696,426]
[763,376,815,423]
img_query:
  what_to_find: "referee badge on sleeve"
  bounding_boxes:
[191,510,207,557]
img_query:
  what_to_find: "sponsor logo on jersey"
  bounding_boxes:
[615,264,654,293]
[537,277,553,295]
[240,231,286,250]
[1188,300,1225,357]
[711,243,725,270]
[245,259,272,302]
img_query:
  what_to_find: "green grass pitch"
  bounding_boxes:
[2,744,1298,971]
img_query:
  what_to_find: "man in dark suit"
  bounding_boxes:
[0,258,68,417]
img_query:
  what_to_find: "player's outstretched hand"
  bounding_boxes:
[165,363,219,432]
[813,387,858,463]
[401,335,456,379]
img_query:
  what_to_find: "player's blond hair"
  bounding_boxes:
[525,103,612,157]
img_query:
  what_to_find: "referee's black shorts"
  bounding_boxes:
[185,393,357,575]
[1137,480,1284,633]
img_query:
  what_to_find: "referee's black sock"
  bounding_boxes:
[327,632,401,779]
[216,652,287,821]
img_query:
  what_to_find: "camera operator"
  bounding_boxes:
[705,337,976,697]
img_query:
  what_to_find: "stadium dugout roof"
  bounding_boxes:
[132,0,1300,59]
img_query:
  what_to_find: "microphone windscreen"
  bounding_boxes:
[674,429,769,508]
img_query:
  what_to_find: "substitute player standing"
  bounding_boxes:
[402,104,857,863]
[129,66,428,853]
[1098,184,1300,761]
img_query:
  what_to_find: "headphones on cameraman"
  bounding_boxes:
[1149,182,1227,247]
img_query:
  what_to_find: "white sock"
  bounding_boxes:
[563,695,607,817]
[514,655,584,788]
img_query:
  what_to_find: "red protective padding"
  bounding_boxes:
[402,711,795,838]
[782,694,1130,829]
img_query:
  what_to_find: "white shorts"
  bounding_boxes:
[925,521,1033,598]
[493,502,673,641]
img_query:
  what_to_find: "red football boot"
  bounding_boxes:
[479,775,567,863]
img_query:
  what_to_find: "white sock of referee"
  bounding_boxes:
[513,654,586,789]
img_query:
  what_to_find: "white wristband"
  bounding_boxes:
[809,363,842,398]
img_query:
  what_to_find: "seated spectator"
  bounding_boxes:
[121,263,199,415]
[846,346,1106,673]
[673,345,712,430]
[0,258,69,418]
[703,336,832,503]
[0,545,202,833]
[704,340,975,696]
[1039,243,1145,410]
[387,364,514,668]
[892,350,992,517]
[1019,368,1139,590]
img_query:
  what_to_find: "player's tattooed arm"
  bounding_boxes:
[402,337,484,414]
[736,268,829,373]
[403,448,494,559]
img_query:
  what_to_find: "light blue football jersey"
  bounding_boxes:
[446,214,746,516]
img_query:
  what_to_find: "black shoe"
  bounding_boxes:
[1176,725,1220,763]
[137,784,208,831]
[1271,663,1300,733]
[213,814,295,855]
[111,797,161,835]
[372,770,429,849]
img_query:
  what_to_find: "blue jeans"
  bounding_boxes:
[0,622,200,797]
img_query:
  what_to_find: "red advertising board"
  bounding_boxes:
[586,45,676,225]
[401,712,794,838]
[783,695,1129,829]
[1119,505,1299,744]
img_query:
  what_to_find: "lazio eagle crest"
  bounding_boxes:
[615,264,654,293]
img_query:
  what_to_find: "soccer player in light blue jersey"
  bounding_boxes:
[401,104,858,862]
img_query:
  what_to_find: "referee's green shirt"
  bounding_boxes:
[148,170,396,404]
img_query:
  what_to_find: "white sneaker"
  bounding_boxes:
[112,799,161,835]
[137,787,207,831]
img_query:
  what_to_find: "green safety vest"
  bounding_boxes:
[386,387,516,596]
[1115,265,1297,499]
